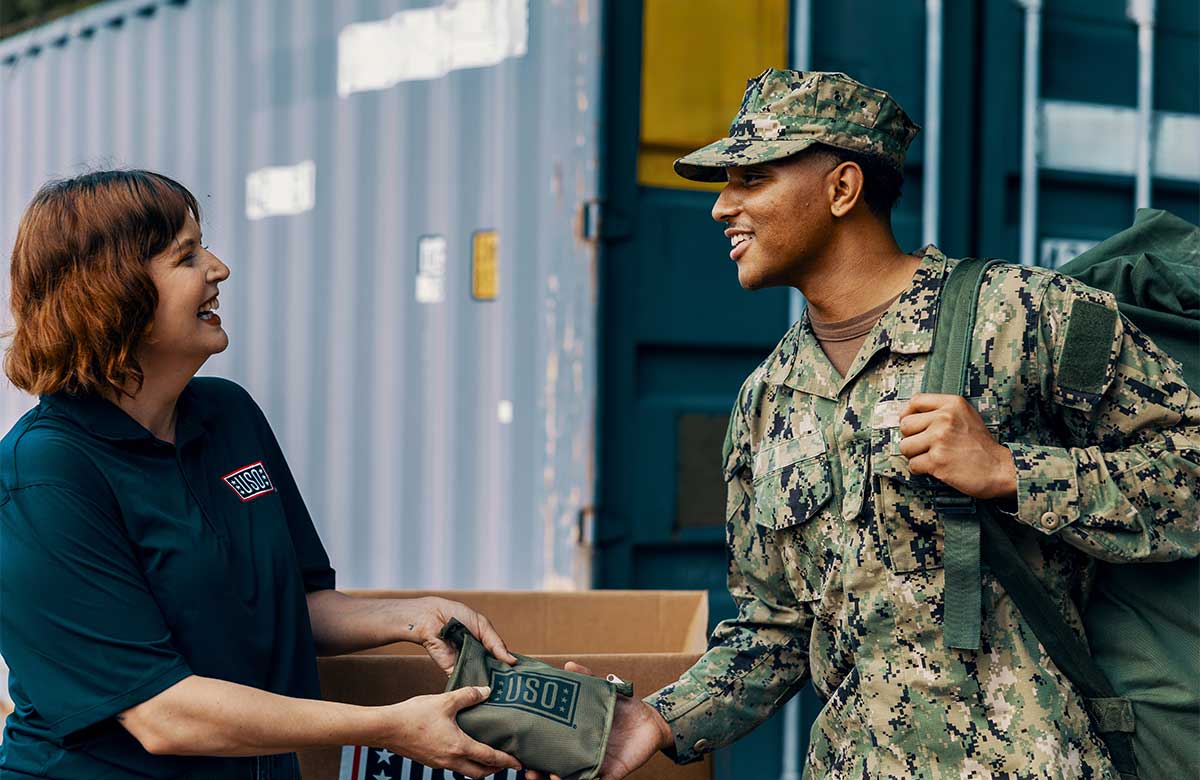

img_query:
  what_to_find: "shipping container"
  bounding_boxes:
[0,0,602,595]
[1,0,1198,777]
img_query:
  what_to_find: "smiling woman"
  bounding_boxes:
[0,170,522,780]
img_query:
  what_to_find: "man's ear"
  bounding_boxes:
[828,161,865,217]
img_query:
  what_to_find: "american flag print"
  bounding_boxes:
[338,745,523,780]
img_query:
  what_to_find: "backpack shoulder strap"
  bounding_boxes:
[925,257,1003,650]
[925,257,1139,777]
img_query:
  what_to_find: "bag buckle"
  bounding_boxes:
[933,493,976,515]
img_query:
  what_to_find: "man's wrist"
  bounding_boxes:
[986,444,1018,501]
[648,703,673,750]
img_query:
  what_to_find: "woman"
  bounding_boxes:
[0,170,522,779]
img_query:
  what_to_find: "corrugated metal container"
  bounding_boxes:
[0,0,601,593]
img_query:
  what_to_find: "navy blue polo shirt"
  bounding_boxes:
[0,377,336,779]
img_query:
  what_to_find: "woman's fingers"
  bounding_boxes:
[564,661,594,676]
[446,685,492,712]
[476,614,518,665]
[460,733,521,772]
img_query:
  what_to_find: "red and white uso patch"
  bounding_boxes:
[222,461,275,502]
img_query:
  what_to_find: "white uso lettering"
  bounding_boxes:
[522,677,541,705]
[229,468,269,495]
[540,681,559,710]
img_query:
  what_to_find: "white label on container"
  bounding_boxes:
[1041,100,1200,181]
[416,236,447,304]
[245,161,316,221]
[337,0,529,97]
[1040,238,1099,269]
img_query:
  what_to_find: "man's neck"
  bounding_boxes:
[796,227,922,322]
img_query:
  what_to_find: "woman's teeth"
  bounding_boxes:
[197,297,219,318]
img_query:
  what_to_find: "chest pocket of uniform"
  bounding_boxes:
[751,431,837,600]
[870,414,1001,574]
[871,427,944,574]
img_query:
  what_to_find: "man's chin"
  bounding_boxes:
[736,266,775,292]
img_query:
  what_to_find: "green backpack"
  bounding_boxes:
[928,209,1200,780]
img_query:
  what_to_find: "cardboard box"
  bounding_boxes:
[299,590,712,780]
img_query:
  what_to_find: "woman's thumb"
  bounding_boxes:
[449,685,492,711]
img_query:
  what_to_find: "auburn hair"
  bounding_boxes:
[5,170,201,397]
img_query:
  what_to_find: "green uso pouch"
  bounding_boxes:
[440,619,633,780]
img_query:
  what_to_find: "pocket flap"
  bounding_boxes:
[753,432,825,476]
[753,442,832,530]
[871,430,938,490]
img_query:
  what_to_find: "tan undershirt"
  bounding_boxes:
[809,294,901,378]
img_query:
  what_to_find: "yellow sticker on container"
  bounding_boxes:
[472,230,499,301]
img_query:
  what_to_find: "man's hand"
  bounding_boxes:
[400,597,519,674]
[898,393,1017,500]
[523,662,673,780]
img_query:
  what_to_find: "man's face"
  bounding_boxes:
[711,152,838,290]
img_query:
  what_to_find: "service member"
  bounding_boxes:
[0,171,524,780]
[569,70,1200,779]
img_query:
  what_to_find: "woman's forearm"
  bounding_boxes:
[305,591,517,673]
[305,589,425,656]
[119,674,389,756]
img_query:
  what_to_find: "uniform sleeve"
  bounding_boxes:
[0,484,192,740]
[1006,275,1200,562]
[643,400,812,764]
[250,405,337,592]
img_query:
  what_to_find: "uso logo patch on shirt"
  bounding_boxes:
[222,461,275,502]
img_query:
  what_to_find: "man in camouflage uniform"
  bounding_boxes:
[555,69,1200,780]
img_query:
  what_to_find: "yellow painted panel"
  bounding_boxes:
[472,230,499,301]
[637,148,724,192]
[638,0,789,190]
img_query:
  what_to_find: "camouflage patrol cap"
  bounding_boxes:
[674,68,921,182]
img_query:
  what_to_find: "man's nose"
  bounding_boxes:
[711,185,739,223]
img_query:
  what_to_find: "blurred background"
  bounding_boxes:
[1,0,1197,776]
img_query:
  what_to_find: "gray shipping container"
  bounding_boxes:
[0,0,602,594]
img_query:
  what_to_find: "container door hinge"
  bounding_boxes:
[579,199,602,242]
[578,199,633,242]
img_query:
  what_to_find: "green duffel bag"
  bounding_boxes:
[440,618,633,780]
[932,209,1199,780]
[1058,209,1200,780]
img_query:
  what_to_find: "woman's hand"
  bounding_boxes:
[400,597,518,674]
[384,686,521,777]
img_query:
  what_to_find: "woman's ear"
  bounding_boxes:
[828,161,865,217]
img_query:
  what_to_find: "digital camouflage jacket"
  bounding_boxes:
[645,246,1200,780]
